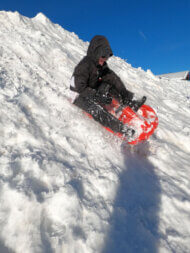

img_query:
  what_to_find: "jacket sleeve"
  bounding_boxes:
[104,68,134,103]
[72,58,90,94]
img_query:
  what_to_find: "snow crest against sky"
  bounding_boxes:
[1,0,190,75]
[0,11,190,253]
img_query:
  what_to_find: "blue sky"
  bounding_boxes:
[1,0,190,75]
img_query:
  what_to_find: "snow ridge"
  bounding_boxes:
[0,11,190,253]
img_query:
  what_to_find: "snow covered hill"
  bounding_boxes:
[0,11,190,253]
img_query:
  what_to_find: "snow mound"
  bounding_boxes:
[0,11,190,253]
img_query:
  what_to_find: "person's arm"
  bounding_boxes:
[106,68,147,111]
[71,57,97,99]
[72,58,89,92]
[104,67,134,104]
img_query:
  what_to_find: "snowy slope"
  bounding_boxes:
[0,11,190,253]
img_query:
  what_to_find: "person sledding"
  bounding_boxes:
[70,35,146,138]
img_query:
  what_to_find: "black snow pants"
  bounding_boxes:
[73,84,124,133]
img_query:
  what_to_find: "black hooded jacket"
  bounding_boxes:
[71,35,133,102]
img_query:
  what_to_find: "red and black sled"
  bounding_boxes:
[103,98,158,145]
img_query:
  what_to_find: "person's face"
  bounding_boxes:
[99,57,108,66]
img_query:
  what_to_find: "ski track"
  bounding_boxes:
[0,11,190,253]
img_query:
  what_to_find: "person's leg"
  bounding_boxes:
[74,94,124,133]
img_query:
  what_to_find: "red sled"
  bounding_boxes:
[102,99,158,145]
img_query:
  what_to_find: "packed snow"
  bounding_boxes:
[0,11,190,253]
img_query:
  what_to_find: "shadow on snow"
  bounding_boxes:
[102,142,161,253]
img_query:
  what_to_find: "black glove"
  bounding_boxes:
[121,90,134,105]
[95,83,112,105]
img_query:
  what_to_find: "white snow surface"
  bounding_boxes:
[0,11,190,253]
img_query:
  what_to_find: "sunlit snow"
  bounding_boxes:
[0,11,190,253]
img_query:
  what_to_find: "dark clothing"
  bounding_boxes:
[74,83,124,133]
[71,35,134,134]
[74,94,124,133]
[71,35,134,103]
[87,35,113,63]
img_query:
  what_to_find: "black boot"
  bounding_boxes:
[129,96,147,112]
[116,96,147,114]
[121,124,135,139]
